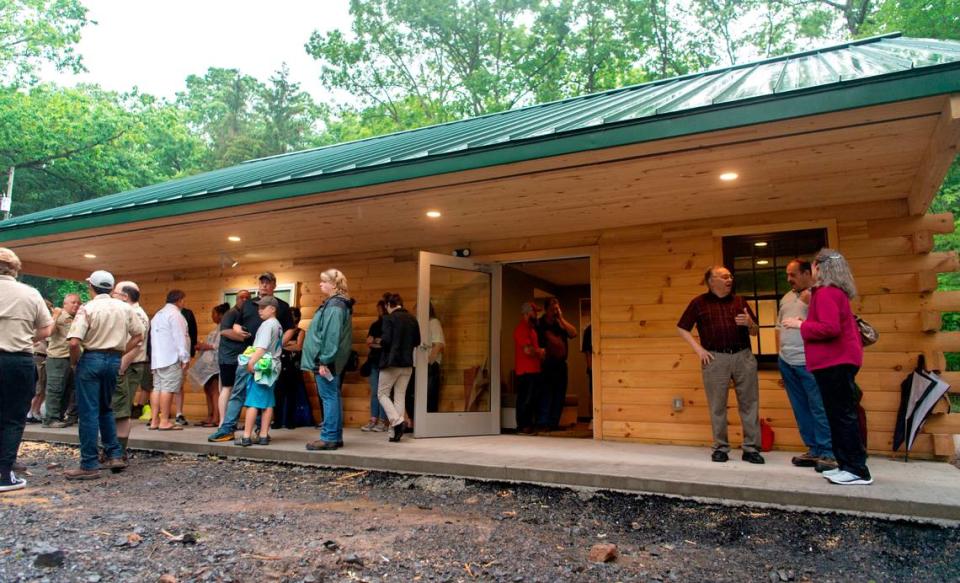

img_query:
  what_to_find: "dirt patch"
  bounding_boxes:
[1,442,958,582]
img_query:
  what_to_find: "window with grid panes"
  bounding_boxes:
[722,229,828,365]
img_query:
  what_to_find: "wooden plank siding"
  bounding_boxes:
[129,200,957,457]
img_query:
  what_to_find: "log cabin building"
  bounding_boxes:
[2,34,960,456]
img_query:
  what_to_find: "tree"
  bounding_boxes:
[177,67,267,167]
[306,0,577,124]
[0,84,206,217]
[860,0,960,39]
[257,64,322,156]
[0,0,90,85]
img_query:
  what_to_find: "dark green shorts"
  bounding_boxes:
[112,362,151,419]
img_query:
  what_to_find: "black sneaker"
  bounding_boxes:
[711,450,728,462]
[389,423,404,442]
[238,437,253,447]
[742,451,765,464]
[174,414,189,426]
[257,436,270,446]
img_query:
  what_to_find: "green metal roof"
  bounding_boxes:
[3,33,960,241]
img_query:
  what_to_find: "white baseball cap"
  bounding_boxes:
[86,270,115,289]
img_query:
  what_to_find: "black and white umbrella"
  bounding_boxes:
[893,355,951,456]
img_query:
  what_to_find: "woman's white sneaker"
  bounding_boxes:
[825,470,873,485]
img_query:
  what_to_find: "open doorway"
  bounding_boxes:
[500,257,592,438]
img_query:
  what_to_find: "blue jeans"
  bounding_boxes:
[778,357,833,459]
[217,365,251,434]
[315,372,343,443]
[75,352,122,469]
[369,367,386,420]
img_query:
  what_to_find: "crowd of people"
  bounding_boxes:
[0,244,872,493]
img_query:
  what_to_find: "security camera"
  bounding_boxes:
[452,248,471,257]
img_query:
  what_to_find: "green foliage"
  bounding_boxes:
[0,0,89,85]
[19,274,88,304]
[177,65,322,168]
[860,0,960,39]
[0,84,207,217]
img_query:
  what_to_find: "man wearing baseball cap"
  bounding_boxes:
[64,270,145,480]
[208,272,294,442]
[514,302,545,434]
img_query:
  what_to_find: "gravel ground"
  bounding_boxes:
[2,442,959,583]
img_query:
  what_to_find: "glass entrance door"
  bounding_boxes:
[414,251,501,437]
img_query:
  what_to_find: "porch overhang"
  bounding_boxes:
[2,92,959,280]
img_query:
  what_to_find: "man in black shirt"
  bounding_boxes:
[208,273,295,442]
[238,272,295,344]
[536,297,577,431]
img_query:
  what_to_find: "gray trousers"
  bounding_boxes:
[44,357,73,423]
[701,349,760,453]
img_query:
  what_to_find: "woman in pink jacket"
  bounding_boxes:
[782,249,871,485]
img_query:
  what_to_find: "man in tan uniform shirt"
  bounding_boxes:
[0,248,54,493]
[65,270,144,480]
[43,293,80,428]
[111,281,151,458]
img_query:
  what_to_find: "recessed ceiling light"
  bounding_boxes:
[228,235,241,242]
[756,259,769,265]
[754,241,768,247]
[719,172,739,181]
[83,253,96,259]
[426,210,442,218]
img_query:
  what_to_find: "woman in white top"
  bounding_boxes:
[189,303,229,427]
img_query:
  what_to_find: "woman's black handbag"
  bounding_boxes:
[344,350,360,372]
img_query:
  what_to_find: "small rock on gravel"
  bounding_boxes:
[589,543,618,563]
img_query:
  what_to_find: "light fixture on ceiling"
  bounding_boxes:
[756,259,769,266]
[425,210,442,218]
[83,253,96,259]
[719,172,739,181]
[754,241,768,247]
[219,252,239,269]
[228,235,242,242]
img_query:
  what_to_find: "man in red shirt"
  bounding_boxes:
[677,266,764,464]
[514,302,544,434]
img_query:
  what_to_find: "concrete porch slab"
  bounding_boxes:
[22,424,960,524]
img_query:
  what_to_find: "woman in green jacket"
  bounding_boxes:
[301,269,354,450]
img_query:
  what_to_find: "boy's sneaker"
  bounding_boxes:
[372,420,389,432]
[360,421,378,432]
[42,420,68,429]
[0,471,26,492]
[238,437,253,447]
[258,436,271,446]
[174,414,189,426]
[138,405,152,422]
[207,430,234,443]
[825,470,873,485]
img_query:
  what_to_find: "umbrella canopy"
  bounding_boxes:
[893,355,952,453]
